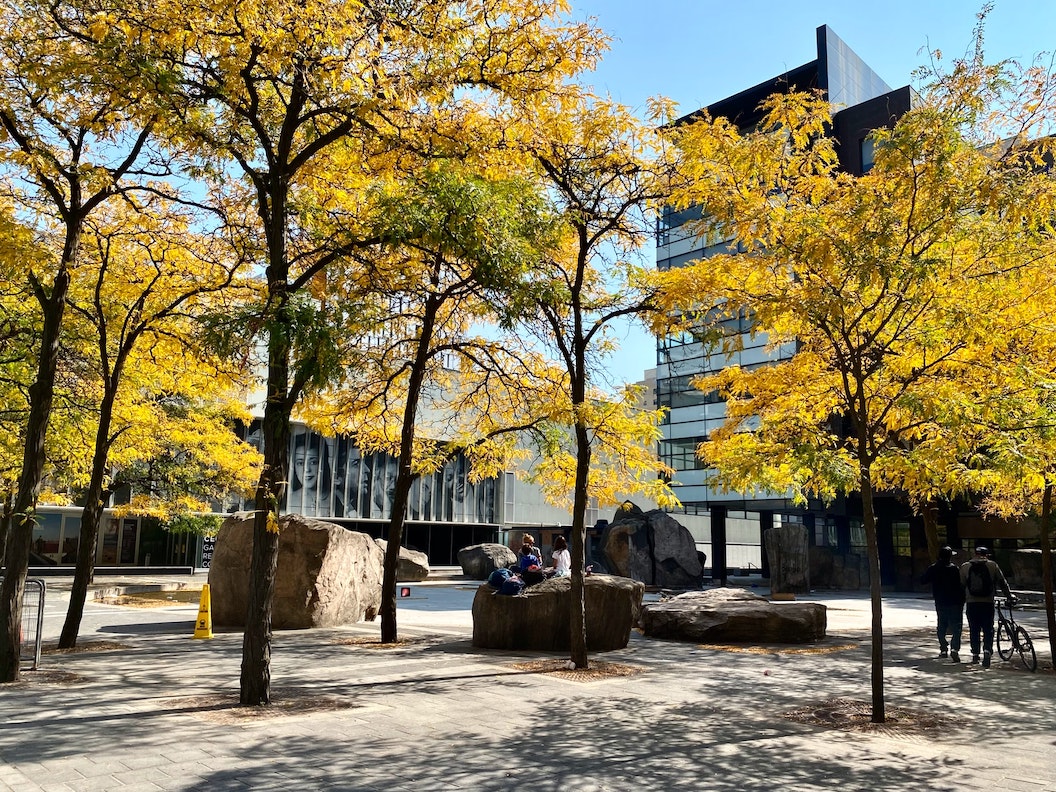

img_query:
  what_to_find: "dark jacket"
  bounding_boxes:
[920,561,965,608]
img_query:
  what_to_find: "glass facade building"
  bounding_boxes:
[655,26,914,583]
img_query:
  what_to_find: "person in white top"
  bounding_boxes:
[550,535,571,577]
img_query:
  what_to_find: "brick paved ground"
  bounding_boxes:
[0,574,1052,791]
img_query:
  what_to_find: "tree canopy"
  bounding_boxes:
[658,42,1056,712]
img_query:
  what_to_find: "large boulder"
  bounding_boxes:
[208,514,383,629]
[375,539,430,582]
[472,574,644,651]
[458,543,517,580]
[765,524,810,594]
[640,588,826,644]
[1010,549,1043,591]
[600,503,702,589]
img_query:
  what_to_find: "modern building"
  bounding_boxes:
[655,26,955,589]
[25,417,608,570]
[225,419,602,566]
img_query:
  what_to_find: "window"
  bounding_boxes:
[659,438,706,471]
[814,517,838,548]
[860,136,876,173]
[892,521,911,557]
[850,519,866,549]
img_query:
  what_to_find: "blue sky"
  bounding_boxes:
[572,0,1056,383]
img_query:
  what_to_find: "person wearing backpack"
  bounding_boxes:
[920,546,964,662]
[960,546,1012,668]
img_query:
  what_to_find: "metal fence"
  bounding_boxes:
[0,577,45,670]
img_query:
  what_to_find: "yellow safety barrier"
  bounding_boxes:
[193,584,213,639]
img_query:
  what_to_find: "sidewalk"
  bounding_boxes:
[1,576,1053,791]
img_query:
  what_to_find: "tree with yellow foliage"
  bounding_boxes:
[658,43,1056,717]
[92,0,605,703]
[0,202,41,568]
[921,286,1056,673]
[306,158,566,644]
[515,94,678,669]
[56,196,256,649]
[0,0,175,681]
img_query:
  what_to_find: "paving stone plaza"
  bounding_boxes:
[1,574,1053,791]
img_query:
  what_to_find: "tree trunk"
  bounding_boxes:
[0,264,72,682]
[380,296,436,643]
[921,501,941,560]
[241,496,279,705]
[380,490,408,643]
[240,380,289,705]
[0,489,11,568]
[59,498,106,650]
[59,383,119,649]
[240,262,292,704]
[1040,484,1055,675]
[860,472,885,723]
[569,420,591,669]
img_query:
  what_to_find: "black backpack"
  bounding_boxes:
[967,562,993,597]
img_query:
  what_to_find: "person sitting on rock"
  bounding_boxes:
[518,542,545,586]
[548,535,571,578]
[520,533,542,559]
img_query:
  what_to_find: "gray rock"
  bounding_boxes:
[1010,549,1043,590]
[600,503,702,589]
[208,514,383,629]
[376,539,430,582]
[765,524,810,594]
[457,543,517,580]
[639,588,826,643]
[472,574,644,651]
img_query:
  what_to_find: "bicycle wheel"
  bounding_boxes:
[1014,626,1037,672]
[996,619,1015,661]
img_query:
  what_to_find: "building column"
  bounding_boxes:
[759,510,774,579]
[711,505,728,586]
[835,514,851,554]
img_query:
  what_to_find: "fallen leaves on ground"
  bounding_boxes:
[44,640,131,654]
[698,642,859,655]
[510,658,644,681]
[785,697,949,737]
[172,689,361,723]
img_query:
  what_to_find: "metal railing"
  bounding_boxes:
[0,576,45,670]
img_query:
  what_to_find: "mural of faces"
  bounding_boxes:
[236,422,496,524]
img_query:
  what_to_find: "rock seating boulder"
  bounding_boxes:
[600,503,702,589]
[457,543,517,580]
[208,513,383,629]
[472,574,644,651]
[375,539,430,581]
[765,524,811,594]
[1010,549,1043,591]
[639,588,826,643]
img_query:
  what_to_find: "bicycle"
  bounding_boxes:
[995,596,1037,672]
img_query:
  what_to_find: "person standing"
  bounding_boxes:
[919,546,964,662]
[960,546,1013,668]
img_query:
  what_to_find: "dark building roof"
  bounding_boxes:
[675,25,910,175]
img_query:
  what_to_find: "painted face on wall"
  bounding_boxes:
[334,449,362,514]
[373,455,398,513]
[293,445,320,491]
[443,457,466,503]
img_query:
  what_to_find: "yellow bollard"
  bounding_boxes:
[193,584,213,639]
